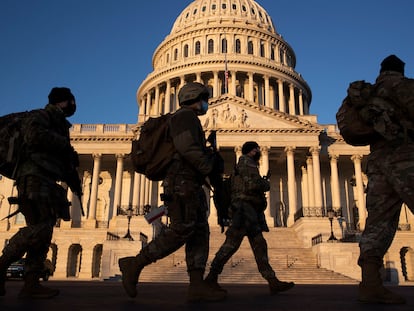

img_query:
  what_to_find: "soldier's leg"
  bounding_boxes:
[204,225,244,293]
[119,188,198,298]
[17,178,59,299]
[248,233,294,294]
[358,169,405,304]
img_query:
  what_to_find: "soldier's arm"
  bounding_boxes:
[170,109,213,176]
[23,110,71,154]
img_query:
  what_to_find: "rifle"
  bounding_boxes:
[206,131,229,232]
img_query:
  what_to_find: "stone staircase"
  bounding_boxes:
[111,227,358,285]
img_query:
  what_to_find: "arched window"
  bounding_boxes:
[208,39,214,54]
[195,41,201,55]
[279,50,284,64]
[174,48,178,61]
[270,45,275,60]
[235,39,241,53]
[184,44,189,58]
[248,40,254,55]
[260,41,265,57]
[221,38,228,53]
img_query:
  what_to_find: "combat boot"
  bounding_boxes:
[187,270,227,303]
[118,255,148,298]
[358,262,405,304]
[204,272,228,294]
[0,256,7,296]
[18,272,59,299]
[267,277,295,295]
[0,253,21,296]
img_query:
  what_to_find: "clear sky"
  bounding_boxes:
[1,0,413,126]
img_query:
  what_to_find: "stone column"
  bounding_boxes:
[329,153,341,211]
[277,79,285,112]
[155,85,160,116]
[288,83,295,115]
[310,147,323,210]
[352,154,366,230]
[259,146,271,221]
[88,153,101,226]
[298,90,304,115]
[165,80,171,113]
[139,174,146,214]
[132,172,140,211]
[112,154,124,219]
[213,71,219,97]
[285,147,296,226]
[146,92,151,116]
[235,146,242,162]
[306,156,315,210]
[301,166,309,209]
[231,70,237,96]
[248,72,254,102]
[264,75,270,108]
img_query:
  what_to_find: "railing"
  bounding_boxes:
[311,233,323,246]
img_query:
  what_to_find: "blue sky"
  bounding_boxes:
[1,0,413,126]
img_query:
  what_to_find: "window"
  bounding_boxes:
[212,4,216,10]
[174,48,178,61]
[279,50,284,64]
[202,6,206,12]
[195,41,201,55]
[260,41,265,57]
[242,5,246,12]
[271,45,275,60]
[232,4,237,10]
[222,3,227,9]
[248,40,254,55]
[221,38,228,53]
[235,39,241,53]
[184,44,189,58]
[208,39,214,54]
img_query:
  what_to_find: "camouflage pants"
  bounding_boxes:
[359,143,414,265]
[1,175,63,275]
[139,176,209,273]
[209,201,276,280]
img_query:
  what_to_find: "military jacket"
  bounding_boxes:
[168,106,213,179]
[16,104,75,182]
[231,155,270,208]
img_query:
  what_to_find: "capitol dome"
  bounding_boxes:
[137,0,312,122]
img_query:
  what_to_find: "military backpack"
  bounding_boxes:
[336,80,379,146]
[130,113,175,181]
[0,109,44,179]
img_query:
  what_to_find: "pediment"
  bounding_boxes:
[199,95,323,133]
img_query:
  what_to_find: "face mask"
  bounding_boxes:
[253,151,261,162]
[63,101,76,117]
[198,100,209,115]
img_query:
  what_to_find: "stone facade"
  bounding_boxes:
[1,0,414,283]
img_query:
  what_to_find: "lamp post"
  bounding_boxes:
[123,204,134,241]
[327,209,337,242]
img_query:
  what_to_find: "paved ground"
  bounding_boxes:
[0,280,413,311]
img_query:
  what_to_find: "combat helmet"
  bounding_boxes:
[178,82,209,106]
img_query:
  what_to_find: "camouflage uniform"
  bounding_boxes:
[0,101,78,298]
[207,154,274,277]
[137,107,213,270]
[359,71,414,264]
[356,56,413,304]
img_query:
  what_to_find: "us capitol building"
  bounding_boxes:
[1,0,413,284]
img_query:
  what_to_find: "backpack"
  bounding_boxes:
[0,110,42,179]
[130,113,175,181]
[336,80,379,146]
